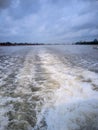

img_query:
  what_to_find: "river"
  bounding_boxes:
[0,45,98,130]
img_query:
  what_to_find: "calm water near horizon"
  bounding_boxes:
[0,45,98,130]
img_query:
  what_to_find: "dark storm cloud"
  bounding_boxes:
[72,11,98,31]
[20,0,40,13]
[73,23,98,31]
[0,0,12,9]
[7,0,41,19]
[0,0,98,43]
[50,0,72,4]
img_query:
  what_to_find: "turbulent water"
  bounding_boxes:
[0,45,98,130]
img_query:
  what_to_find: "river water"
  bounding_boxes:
[0,45,98,130]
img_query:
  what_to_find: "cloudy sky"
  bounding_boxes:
[0,0,98,43]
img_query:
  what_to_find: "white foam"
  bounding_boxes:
[38,50,98,130]
[45,99,98,130]
[15,51,35,94]
[0,96,22,130]
[0,48,98,130]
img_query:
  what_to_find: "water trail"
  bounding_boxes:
[0,55,25,130]
[6,50,38,130]
[0,47,98,130]
[36,49,98,130]
[4,49,60,130]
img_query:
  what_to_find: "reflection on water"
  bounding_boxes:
[0,45,98,130]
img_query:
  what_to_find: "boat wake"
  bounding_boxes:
[0,47,98,130]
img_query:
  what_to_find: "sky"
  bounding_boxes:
[0,0,98,43]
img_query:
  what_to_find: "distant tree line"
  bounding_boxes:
[75,39,98,45]
[0,39,98,46]
[0,42,65,46]
[0,42,45,46]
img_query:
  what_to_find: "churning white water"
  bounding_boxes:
[36,49,98,130]
[0,46,98,130]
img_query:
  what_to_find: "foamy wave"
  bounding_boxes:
[0,47,98,130]
[38,50,98,130]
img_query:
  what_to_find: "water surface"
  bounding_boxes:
[0,45,98,130]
